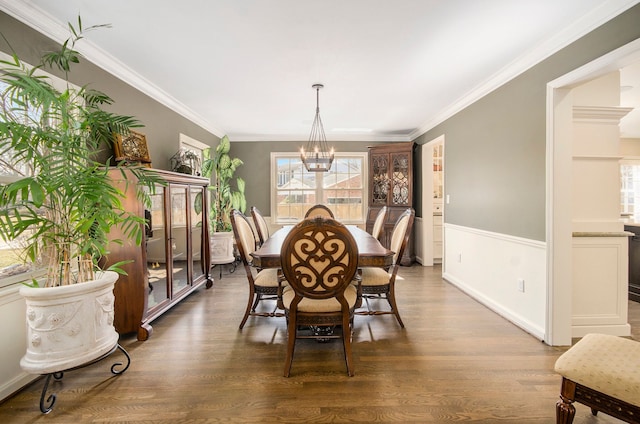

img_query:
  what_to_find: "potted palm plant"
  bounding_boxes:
[0,18,159,375]
[202,135,246,265]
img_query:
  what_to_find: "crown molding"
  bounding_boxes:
[573,105,633,123]
[0,0,226,138]
[228,133,411,142]
[3,0,637,143]
[409,0,640,141]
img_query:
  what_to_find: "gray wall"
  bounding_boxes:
[231,140,387,214]
[0,12,220,168]
[414,4,640,242]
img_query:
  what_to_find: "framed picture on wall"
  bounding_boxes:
[114,130,152,166]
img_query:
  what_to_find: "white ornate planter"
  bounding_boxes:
[210,231,235,265]
[20,271,120,375]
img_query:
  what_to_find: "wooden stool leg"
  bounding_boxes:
[556,395,576,424]
[556,378,576,424]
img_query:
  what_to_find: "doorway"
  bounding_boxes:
[547,38,640,346]
[420,135,445,267]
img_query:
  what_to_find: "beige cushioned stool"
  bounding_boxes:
[554,333,640,423]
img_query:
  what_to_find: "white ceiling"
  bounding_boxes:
[2,0,639,141]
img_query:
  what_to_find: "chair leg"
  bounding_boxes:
[386,285,405,328]
[342,314,354,377]
[239,286,256,330]
[251,293,262,312]
[283,315,297,377]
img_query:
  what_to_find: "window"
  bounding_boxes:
[271,152,367,224]
[621,161,640,222]
[0,53,69,285]
[179,133,208,176]
[0,78,36,282]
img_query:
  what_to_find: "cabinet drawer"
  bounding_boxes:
[433,215,442,225]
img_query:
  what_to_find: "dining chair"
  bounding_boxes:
[279,216,360,377]
[230,209,284,330]
[250,206,269,246]
[369,206,388,241]
[357,208,414,328]
[304,204,335,219]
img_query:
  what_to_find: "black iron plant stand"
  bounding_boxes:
[37,343,130,414]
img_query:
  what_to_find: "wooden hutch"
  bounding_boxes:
[105,169,212,341]
[366,142,415,265]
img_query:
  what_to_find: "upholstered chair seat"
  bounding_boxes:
[253,268,280,287]
[358,267,391,286]
[282,284,358,313]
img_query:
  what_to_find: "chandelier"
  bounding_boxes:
[300,83,334,172]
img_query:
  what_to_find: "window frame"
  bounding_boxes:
[0,51,70,287]
[620,159,640,222]
[179,133,209,174]
[270,151,368,225]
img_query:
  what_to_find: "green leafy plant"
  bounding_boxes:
[171,147,201,175]
[201,135,246,232]
[0,17,161,287]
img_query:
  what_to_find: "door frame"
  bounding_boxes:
[546,38,640,345]
[421,134,445,267]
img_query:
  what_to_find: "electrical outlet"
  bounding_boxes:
[517,278,525,292]
[457,253,462,263]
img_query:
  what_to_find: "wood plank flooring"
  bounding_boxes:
[1,264,638,423]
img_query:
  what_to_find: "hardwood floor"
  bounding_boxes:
[1,264,637,423]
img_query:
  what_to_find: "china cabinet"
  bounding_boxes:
[105,169,212,341]
[366,142,415,265]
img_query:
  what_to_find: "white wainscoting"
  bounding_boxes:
[0,283,36,401]
[571,235,631,337]
[443,224,547,340]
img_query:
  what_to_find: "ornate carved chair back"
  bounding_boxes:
[279,216,359,376]
[250,206,269,246]
[230,209,282,329]
[304,204,335,219]
[357,208,414,328]
[370,206,388,241]
[389,208,415,270]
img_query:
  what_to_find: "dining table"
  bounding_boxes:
[250,224,394,269]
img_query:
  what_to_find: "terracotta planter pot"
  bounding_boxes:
[20,271,120,374]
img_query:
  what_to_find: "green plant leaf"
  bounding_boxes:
[0,17,157,286]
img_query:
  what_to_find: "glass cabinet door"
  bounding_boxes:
[390,152,410,206]
[190,186,205,283]
[170,185,189,296]
[371,153,389,206]
[146,185,169,311]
